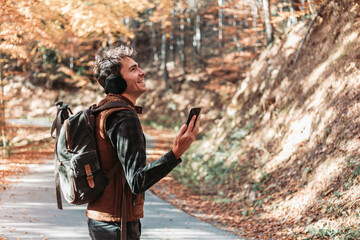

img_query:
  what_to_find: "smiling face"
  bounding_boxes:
[120,57,147,103]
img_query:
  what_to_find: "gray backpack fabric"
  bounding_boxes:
[51,100,130,209]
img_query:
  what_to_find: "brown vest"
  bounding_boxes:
[86,94,145,222]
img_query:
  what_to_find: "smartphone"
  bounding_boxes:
[186,107,201,126]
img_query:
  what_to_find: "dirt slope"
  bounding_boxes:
[180,1,360,239]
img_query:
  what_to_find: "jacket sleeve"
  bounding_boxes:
[106,110,182,195]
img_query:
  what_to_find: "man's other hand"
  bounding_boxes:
[172,115,200,159]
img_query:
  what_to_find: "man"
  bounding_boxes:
[87,45,200,240]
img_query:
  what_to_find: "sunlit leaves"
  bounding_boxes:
[0,1,52,59]
[151,0,174,22]
[0,0,154,60]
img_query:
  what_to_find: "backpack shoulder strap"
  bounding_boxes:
[94,102,130,180]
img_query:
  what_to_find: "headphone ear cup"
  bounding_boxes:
[117,75,127,93]
[105,75,127,94]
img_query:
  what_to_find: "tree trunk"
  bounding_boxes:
[178,8,187,75]
[0,51,6,149]
[290,0,305,24]
[252,0,258,28]
[193,14,202,72]
[262,0,274,46]
[290,0,298,24]
[150,22,160,70]
[218,0,224,56]
[232,15,242,52]
[169,10,176,67]
[307,0,315,14]
[252,0,260,51]
[161,29,169,90]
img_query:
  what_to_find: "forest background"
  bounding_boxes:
[1,0,360,239]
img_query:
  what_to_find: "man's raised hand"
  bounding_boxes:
[171,115,200,159]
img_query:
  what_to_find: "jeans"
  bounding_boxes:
[88,218,141,240]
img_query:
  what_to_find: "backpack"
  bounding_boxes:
[51,100,133,210]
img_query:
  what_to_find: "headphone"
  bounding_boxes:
[104,75,127,94]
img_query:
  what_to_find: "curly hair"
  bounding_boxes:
[93,45,137,88]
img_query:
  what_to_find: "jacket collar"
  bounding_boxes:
[103,93,143,114]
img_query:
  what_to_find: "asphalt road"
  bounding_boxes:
[0,126,241,239]
[0,160,241,240]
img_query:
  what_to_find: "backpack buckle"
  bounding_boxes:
[84,164,95,189]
